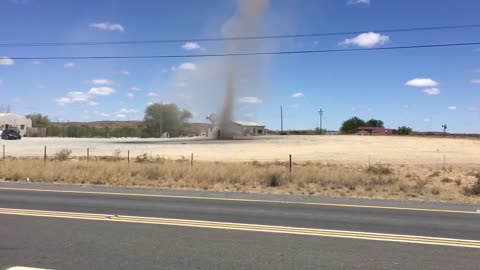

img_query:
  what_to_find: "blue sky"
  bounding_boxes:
[0,0,479,133]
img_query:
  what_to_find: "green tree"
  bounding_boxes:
[26,113,50,128]
[143,103,192,137]
[397,126,413,135]
[365,119,384,127]
[340,116,366,134]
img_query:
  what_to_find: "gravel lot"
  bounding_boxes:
[1,135,479,165]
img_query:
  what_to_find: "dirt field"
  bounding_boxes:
[1,135,479,202]
[2,135,479,165]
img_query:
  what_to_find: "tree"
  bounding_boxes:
[397,126,413,135]
[26,113,50,128]
[143,103,192,137]
[365,119,384,127]
[340,116,366,134]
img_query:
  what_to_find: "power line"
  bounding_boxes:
[1,24,480,47]
[6,41,480,60]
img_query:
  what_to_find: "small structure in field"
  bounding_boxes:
[232,121,265,136]
[206,113,265,138]
[0,113,32,136]
[356,126,393,135]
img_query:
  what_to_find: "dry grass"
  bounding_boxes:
[1,157,479,203]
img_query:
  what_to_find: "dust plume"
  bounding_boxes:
[217,0,270,138]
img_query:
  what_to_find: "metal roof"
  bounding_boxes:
[233,121,265,127]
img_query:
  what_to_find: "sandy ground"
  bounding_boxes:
[1,135,479,165]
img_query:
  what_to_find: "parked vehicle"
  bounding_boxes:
[1,129,22,140]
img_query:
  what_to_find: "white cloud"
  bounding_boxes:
[32,60,41,65]
[67,91,90,102]
[178,62,197,71]
[291,92,304,98]
[127,92,134,99]
[115,114,127,118]
[175,82,188,88]
[55,91,90,105]
[182,42,201,50]
[403,104,410,109]
[117,108,138,114]
[147,92,159,97]
[470,79,480,84]
[120,70,130,76]
[244,113,254,117]
[405,78,439,87]
[64,62,75,68]
[131,86,141,91]
[447,106,457,111]
[93,111,109,117]
[422,88,440,95]
[87,101,98,106]
[88,78,114,85]
[238,96,262,103]
[0,57,14,66]
[340,32,389,48]
[88,86,116,96]
[89,22,125,32]
[347,0,370,5]
[289,103,300,109]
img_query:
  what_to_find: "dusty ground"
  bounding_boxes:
[2,135,479,165]
[1,135,479,202]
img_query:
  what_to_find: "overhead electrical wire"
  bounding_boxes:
[1,24,480,47]
[5,41,480,60]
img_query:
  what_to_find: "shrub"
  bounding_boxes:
[366,164,393,175]
[397,126,413,135]
[264,171,282,187]
[54,148,72,161]
[464,176,480,196]
[112,149,122,160]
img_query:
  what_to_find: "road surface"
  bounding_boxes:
[0,182,479,269]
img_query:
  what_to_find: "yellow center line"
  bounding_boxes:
[0,207,479,249]
[0,187,477,215]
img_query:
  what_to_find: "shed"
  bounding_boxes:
[0,113,32,136]
[232,121,266,136]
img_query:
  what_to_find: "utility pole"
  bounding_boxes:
[318,108,324,130]
[280,106,284,134]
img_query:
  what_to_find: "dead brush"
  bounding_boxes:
[366,164,393,175]
[464,173,480,196]
[53,148,72,161]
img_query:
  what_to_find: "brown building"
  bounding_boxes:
[356,126,394,135]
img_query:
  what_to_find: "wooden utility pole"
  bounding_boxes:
[318,108,324,130]
[280,106,284,134]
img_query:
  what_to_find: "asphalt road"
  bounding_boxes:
[1,182,479,270]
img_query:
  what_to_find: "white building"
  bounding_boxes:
[0,113,32,136]
[231,121,265,136]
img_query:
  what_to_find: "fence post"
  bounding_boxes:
[190,153,194,168]
[127,150,130,165]
[44,145,47,166]
[289,154,292,174]
[87,147,90,162]
[368,155,371,178]
[442,154,446,179]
